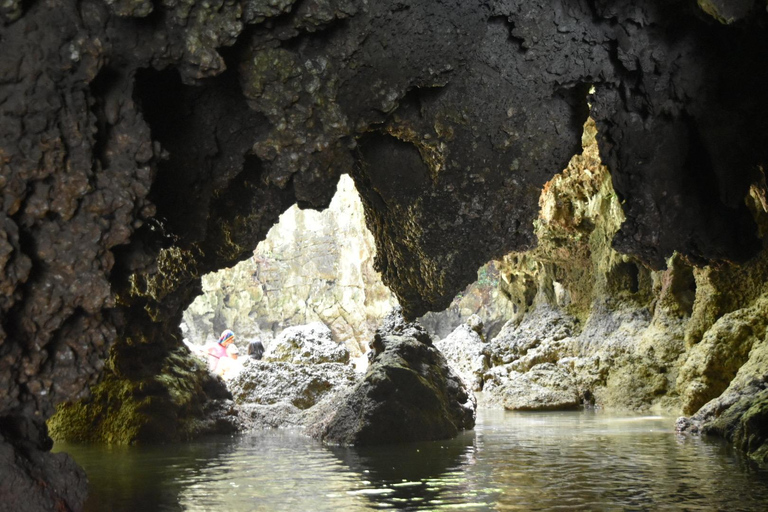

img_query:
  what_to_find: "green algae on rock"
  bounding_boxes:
[48,347,236,444]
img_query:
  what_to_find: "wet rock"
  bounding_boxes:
[483,363,581,411]
[47,347,238,444]
[264,323,350,365]
[229,359,358,410]
[677,295,768,415]
[435,323,488,391]
[0,417,87,512]
[310,316,476,445]
[676,305,768,463]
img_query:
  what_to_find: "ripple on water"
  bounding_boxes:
[53,410,768,512]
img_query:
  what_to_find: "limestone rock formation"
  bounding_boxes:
[434,320,489,391]
[263,323,350,365]
[311,312,476,445]
[228,359,359,430]
[419,263,516,341]
[182,175,398,354]
[484,363,581,411]
[2,0,768,503]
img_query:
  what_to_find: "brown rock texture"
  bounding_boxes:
[1,0,768,504]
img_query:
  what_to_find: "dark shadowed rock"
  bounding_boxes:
[310,327,476,445]
[263,323,350,365]
[47,347,238,444]
[0,417,87,512]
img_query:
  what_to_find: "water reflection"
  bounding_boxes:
[54,410,768,511]
[327,430,486,509]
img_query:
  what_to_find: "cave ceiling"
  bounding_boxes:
[1,0,768,423]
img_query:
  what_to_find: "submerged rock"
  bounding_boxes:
[264,322,350,365]
[310,312,476,445]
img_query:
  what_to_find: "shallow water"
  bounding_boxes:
[54,409,768,511]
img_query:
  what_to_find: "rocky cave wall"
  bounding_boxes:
[2,0,768,508]
[180,173,512,355]
[476,116,768,464]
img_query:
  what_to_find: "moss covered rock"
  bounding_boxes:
[48,347,237,444]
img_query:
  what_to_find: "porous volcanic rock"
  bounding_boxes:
[434,321,489,392]
[310,312,476,445]
[228,359,359,430]
[0,416,88,512]
[263,323,350,365]
[2,0,768,502]
[483,362,581,411]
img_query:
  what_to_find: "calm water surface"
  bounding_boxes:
[54,410,768,511]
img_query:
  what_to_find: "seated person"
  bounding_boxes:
[248,339,265,360]
[217,343,243,379]
[207,329,235,373]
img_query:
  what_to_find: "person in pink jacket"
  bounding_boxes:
[207,329,236,372]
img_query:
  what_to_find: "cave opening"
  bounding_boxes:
[5,1,768,509]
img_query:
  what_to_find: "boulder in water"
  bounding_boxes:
[227,359,359,430]
[483,362,581,411]
[310,311,476,445]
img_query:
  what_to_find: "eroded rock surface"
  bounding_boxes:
[182,175,398,354]
[228,359,359,430]
[0,417,87,512]
[310,312,476,445]
[434,319,489,391]
[263,323,350,365]
[1,0,768,502]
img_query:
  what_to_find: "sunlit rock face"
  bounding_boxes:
[182,175,397,354]
[434,319,488,392]
[228,359,359,430]
[181,175,512,356]
[1,0,768,502]
[475,117,768,463]
[263,323,350,365]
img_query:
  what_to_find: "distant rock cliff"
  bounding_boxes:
[182,175,514,355]
[182,175,397,355]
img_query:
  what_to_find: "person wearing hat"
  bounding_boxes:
[217,341,243,378]
[207,329,236,373]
